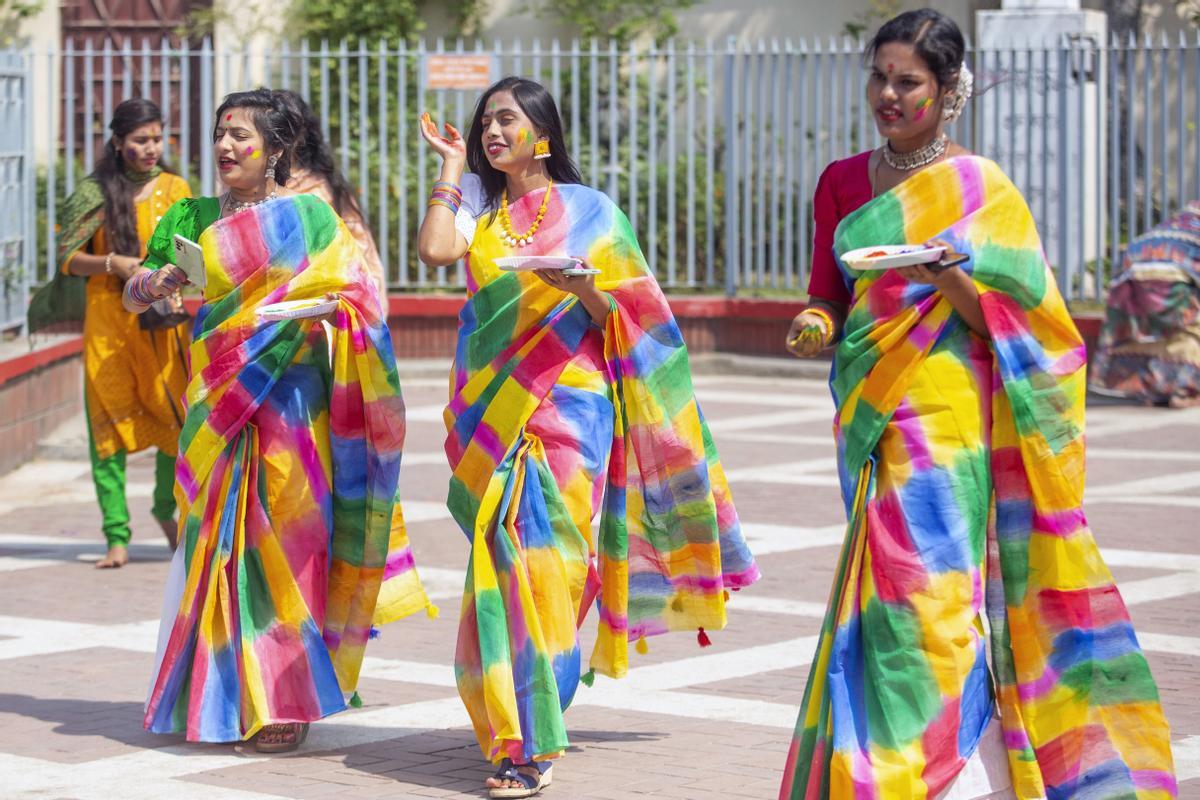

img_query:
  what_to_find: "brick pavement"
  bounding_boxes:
[0,369,1197,799]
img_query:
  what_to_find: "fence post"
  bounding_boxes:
[723,36,738,297]
[22,48,34,334]
[200,38,214,196]
[1056,38,1070,293]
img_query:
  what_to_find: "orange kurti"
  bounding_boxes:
[65,173,192,459]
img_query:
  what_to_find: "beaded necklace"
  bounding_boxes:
[499,180,554,247]
[882,134,948,171]
[223,190,277,216]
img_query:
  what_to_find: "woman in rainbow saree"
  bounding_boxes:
[1089,201,1200,408]
[781,11,1175,800]
[129,90,430,749]
[419,77,759,797]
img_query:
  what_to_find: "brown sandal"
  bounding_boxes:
[253,722,309,753]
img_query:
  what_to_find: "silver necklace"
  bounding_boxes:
[883,135,947,171]
[224,190,277,215]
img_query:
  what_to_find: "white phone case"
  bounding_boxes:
[172,234,206,288]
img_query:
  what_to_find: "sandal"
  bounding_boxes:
[488,760,553,799]
[253,722,309,753]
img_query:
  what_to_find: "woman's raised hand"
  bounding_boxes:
[419,112,466,164]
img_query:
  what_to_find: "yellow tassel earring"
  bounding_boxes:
[533,138,551,160]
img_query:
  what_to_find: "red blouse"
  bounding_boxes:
[807,151,874,306]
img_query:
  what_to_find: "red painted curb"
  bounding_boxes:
[0,338,84,389]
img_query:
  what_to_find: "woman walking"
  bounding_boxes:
[35,98,190,568]
[418,77,759,797]
[127,88,431,751]
[781,10,1175,799]
[1090,200,1200,408]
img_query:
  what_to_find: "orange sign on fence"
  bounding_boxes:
[425,55,494,90]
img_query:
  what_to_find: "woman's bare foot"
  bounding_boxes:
[155,516,178,550]
[96,545,128,568]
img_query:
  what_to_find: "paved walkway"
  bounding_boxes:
[1,369,1198,799]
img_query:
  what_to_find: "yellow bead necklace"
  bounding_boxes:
[499,179,554,247]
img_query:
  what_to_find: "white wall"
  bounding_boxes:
[18,2,60,164]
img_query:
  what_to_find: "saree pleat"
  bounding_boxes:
[781,157,1176,800]
[447,183,759,764]
[144,195,429,741]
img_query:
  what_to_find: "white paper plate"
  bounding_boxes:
[495,256,583,272]
[842,245,945,271]
[256,297,339,321]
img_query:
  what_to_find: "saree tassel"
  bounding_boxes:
[425,603,440,620]
[635,635,649,655]
[349,691,363,708]
[368,626,381,640]
[697,627,712,648]
[580,669,596,688]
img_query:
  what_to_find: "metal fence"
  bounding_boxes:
[1,50,32,332]
[5,33,1200,331]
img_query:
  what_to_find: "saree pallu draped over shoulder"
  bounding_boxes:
[144,195,430,742]
[780,157,1176,800]
[445,183,760,765]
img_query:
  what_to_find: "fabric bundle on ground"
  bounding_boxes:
[447,181,759,764]
[1090,200,1200,408]
[144,195,429,742]
[780,157,1176,800]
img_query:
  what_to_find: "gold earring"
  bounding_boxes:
[533,139,551,160]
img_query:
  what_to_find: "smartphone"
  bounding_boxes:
[172,234,206,288]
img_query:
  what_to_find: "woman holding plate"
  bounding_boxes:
[781,9,1175,800]
[418,76,759,798]
[125,88,431,753]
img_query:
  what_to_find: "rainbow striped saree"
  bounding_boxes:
[780,157,1175,799]
[446,182,759,764]
[144,195,430,742]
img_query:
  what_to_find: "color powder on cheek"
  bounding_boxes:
[516,128,532,148]
[125,147,138,161]
[914,97,934,120]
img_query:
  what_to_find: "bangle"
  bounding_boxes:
[428,196,461,214]
[104,253,114,274]
[432,180,462,195]
[126,270,157,306]
[805,306,836,346]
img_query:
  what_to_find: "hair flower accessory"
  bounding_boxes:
[943,63,973,123]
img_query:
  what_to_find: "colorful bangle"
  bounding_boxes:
[432,180,462,195]
[126,270,157,306]
[428,196,461,214]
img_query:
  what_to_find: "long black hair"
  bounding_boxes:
[865,9,965,89]
[274,89,363,219]
[213,88,302,185]
[94,98,174,256]
[466,77,582,212]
